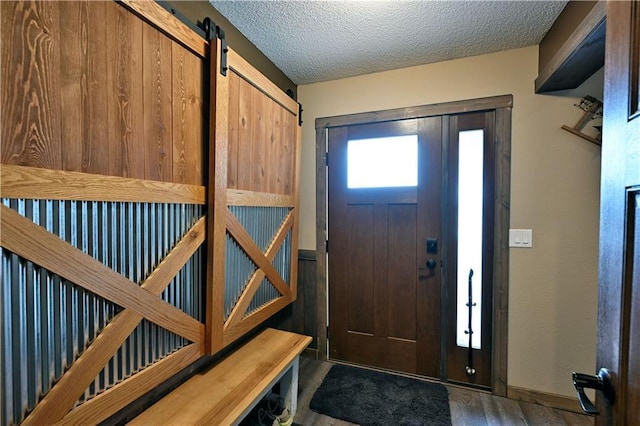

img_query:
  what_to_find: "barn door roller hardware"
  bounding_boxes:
[202,17,228,76]
[298,103,303,127]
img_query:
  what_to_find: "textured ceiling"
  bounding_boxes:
[210,0,567,85]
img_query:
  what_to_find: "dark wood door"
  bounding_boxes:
[595,1,640,423]
[328,117,442,377]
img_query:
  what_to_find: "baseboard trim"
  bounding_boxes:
[302,347,319,360]
[298,249,316,261]
[507,385,584,414]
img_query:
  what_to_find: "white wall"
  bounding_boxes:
[297,46,601,398]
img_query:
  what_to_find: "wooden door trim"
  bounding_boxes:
[315,95,513,129]
[315,95,512,397]
[492,107,512,397]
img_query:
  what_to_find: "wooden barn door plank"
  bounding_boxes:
[237,76,253,190]
[22,218,205,424]
[1,205,203,342]
[274,107,286,194]
[282,111,296,195]
[251,89,267,192]
[225,211,295,328]
[172,42,204,185]
[142,22,173,182]
[209,41,301,350]
[3,1,210,424]
[226,189,295,207]
[105,0,145,179]
[1,0,63,169]
[227,71,241,189]
[225,210,292,298]
[207,35,228,353]
[222,297,291,346]
[119,0,207,58]
[59,0,109,175]
[57,344,202,426]
[0,165,206,204]
[227,49,298,115]
[264,96,276,193]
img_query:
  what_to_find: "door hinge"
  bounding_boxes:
[325,152,329,166]
[326,325,330,340]
[326,239,329,253]
[298,103,303,127]
[202,17,228,76]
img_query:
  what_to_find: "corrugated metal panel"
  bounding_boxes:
[229,206,289,252]
[225,207,292,319]
[273,229,292,285]
[0,199,204,424]
[245,230,292,316]
[224,236,257,319]
[224,206,289,320]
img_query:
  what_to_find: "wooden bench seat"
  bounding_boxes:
[129,328,311,425]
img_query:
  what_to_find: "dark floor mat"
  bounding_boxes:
[309,364,451,426]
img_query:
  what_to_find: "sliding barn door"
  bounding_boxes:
[207,41,302,351]
[1,2,208,424]
[1,2,299,423]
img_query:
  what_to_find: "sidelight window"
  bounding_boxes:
[456,129,484,350]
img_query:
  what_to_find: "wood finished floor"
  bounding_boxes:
[294,357,594,426]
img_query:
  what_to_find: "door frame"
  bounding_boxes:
[314,95,513,396]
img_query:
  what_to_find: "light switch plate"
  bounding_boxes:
[509,229,533,248]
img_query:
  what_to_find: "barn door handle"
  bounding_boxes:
[572,368,614,415]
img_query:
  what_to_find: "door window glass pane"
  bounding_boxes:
[456,129,484,349]
[347,135,418,188]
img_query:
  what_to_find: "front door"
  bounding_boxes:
[593,1,640,423]
[328,117,442,377]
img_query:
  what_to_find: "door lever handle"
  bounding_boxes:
[572,368,614,415]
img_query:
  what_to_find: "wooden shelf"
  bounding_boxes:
[561,125,601,146]
[535,1,606,93]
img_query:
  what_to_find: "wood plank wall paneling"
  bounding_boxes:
[227,69,297,195]
[1,0,205,184]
